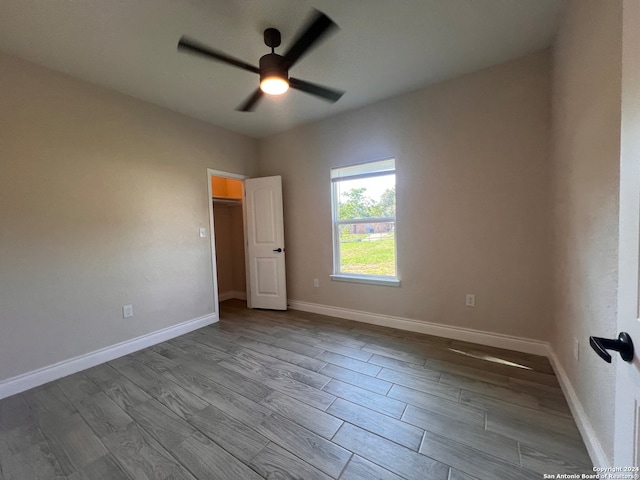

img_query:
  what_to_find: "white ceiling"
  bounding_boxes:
[0,0,567,138]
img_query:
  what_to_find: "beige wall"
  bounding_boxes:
[0,51,257,382]
[213,203,246,296]
[214,206,234,295]
[550,0,622,463]
[230,204,247,293]
[259,51,552,340]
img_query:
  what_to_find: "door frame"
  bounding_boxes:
[207,168,248,316]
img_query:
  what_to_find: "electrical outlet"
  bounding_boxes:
[573,338,580,361]
[313,278,320,288]
[465,294,476,307]
[199,227,207,238]
[123,304,133,319]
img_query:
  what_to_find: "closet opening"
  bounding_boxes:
[208,170,247,313]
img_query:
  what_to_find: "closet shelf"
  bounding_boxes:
[213,196,242,206]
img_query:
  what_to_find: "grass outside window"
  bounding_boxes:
[339,232,396,276]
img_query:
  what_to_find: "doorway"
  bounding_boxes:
[207,169,288,316]
[208,169,248,311]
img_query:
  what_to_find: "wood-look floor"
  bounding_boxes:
[0,300,593,480]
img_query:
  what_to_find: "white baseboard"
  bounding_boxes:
[219,291,247,302]
[547,349,610,468]
[287,300,549,356]
[0,312,218,400]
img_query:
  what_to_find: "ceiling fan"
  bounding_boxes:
[177,9,345,112]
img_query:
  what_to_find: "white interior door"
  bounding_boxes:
[614,0,640,467]
[245,175,287,310]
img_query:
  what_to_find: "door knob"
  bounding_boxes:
[589,332,634,363]
[272,248,283,253]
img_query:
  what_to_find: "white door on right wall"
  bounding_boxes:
[614,0,640,467]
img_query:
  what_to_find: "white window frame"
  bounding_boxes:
[330,159,400,287]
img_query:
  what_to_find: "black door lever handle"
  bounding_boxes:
[272,248,283,253]
[589,332,634,363]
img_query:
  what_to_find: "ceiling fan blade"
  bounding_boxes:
[289,77,344,103]
[283,10,337,68]
[178,36,260,74]
[236,89,264,112]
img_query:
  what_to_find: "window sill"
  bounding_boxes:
[330,274,401,287]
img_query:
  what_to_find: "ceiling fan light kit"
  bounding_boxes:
[260,75,289,95]
[259,53,289,95]
[177,9,344,112]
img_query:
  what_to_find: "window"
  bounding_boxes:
[331,158,399,286]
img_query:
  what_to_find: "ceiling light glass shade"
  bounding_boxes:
[260,76,289,95]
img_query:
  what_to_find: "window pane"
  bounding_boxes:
[336,173,395,221]
[338,222,396,276]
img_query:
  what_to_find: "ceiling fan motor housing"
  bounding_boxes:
[259,53,288,83]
